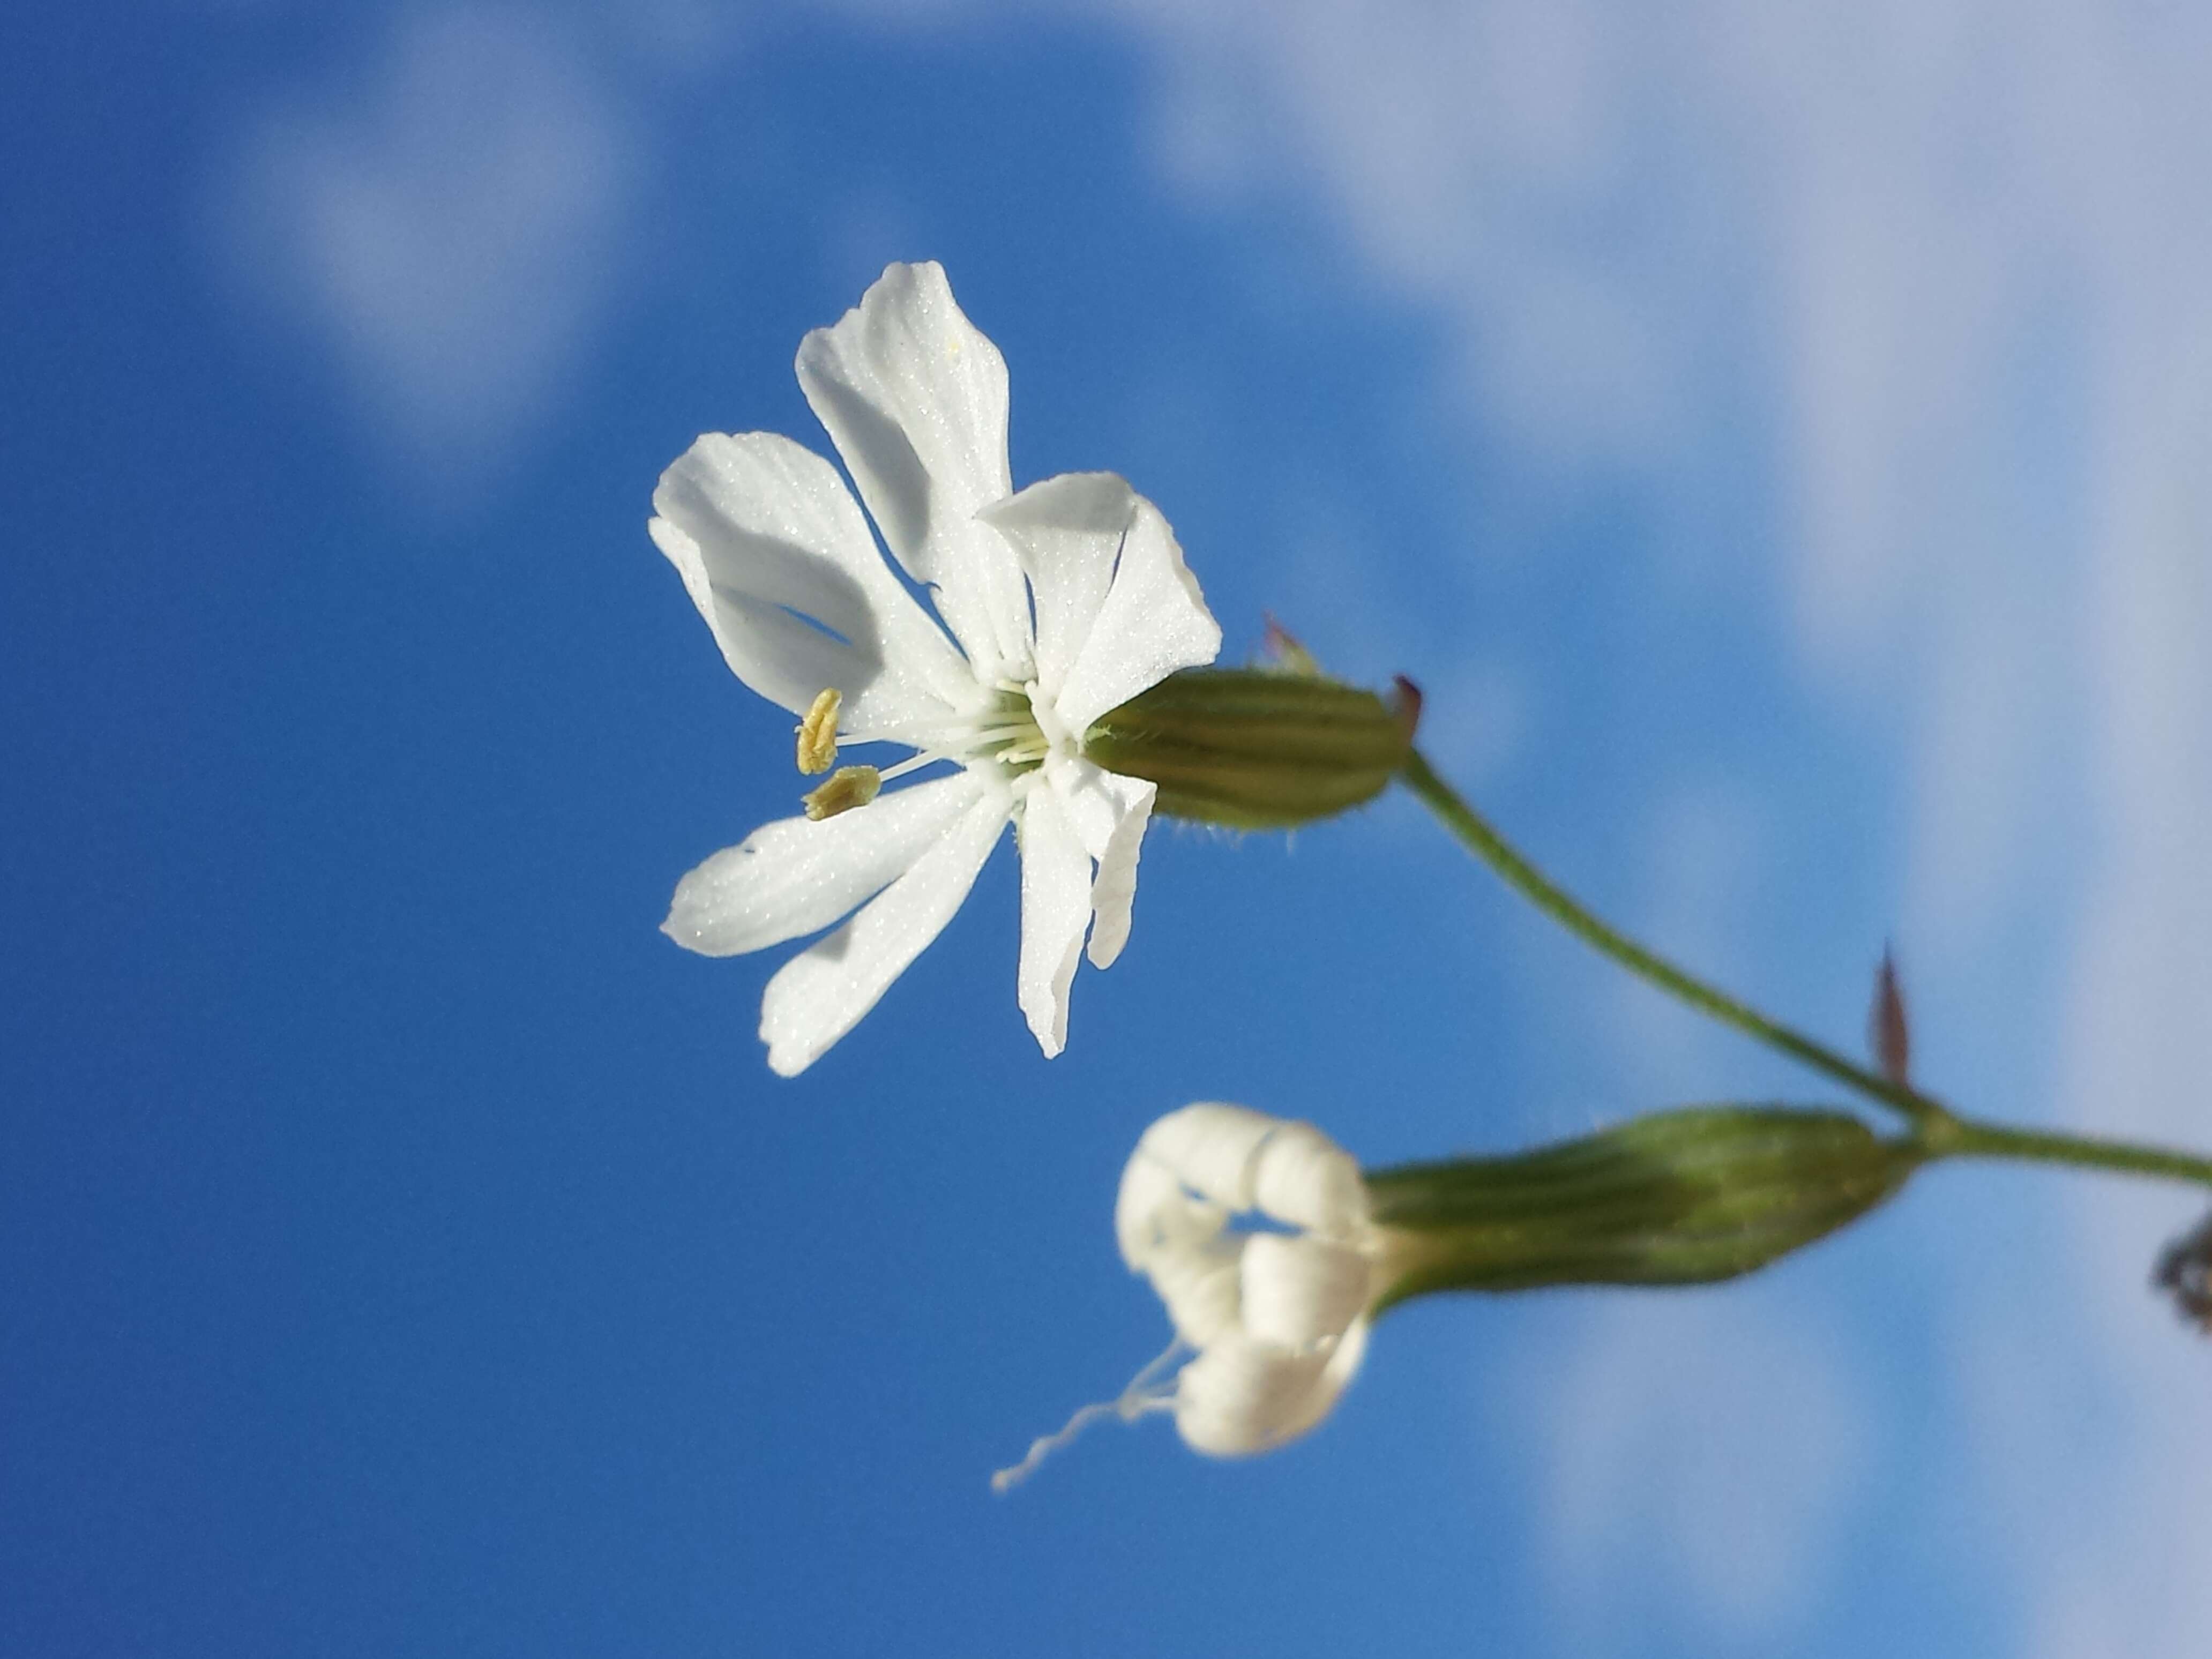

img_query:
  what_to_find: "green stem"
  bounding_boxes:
[1934,1117,2212,1190]
[1395,750,2212,1202]
[1400,747,1952,1131]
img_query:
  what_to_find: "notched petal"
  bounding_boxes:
[662,773,985,959]
[980,472,1133,697]
[795,261,1031,679]
[650,431,973,736]
[1052,495,1222,736]
[759,784,1011,1075]
[1014,783,1092,1058]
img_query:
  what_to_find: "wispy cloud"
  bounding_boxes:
[208,6,640,496]
[1087,0,2212,946]
[1507,1289,1873,1647]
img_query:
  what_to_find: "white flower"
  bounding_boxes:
[650,262,1221,1076]
[993,1104,1375,1490]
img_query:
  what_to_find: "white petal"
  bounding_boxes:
[759,783,1011,1076]
[1170,1337,1331,1458]
[1037,754,1145,860]
[794,262,1033,681]
[1036,758,1155,970]
[1238,1235,1372,1350]
[1282,1318,1370,1441]
[1050,495,1221,737]
[1291,1327,1362,1442]
[1250,1123,1372,1239]
[1172,1322,1369,1458]
[1082,776,1154,970]
[977,472,1128,700]
[649,514,864,721]
[661,773,987,958]
[1129,1103,1281,1213]
[1014,782,1092,1058]
[1144,1234,1246,1349]
[650,431,976,739]
[1114,1148,1223,1270]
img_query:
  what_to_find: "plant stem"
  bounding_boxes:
[1396,751,2212,1201]
[1399,747,1952,1131]
[1933,1117,2212,1190]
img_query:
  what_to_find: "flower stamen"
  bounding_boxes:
[875,749,959,785]
[795,688,842,775]
[802,765,881,820]
[877,694,1058,782]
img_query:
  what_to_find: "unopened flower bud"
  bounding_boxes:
[2155,1210,2212,1333]
[1081,666,1421,830]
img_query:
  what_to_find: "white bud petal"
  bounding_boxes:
[1239,1235,1372,1350]
[1172,1336,1333,1456]
[1251,1123,1371,1239]
[1145,1235,1245,1348]
[1027,1102,1377,1484]
[1114,1149,1222,1269]
[1130,1102,1281,1209]
[1271,1319,1369,1445]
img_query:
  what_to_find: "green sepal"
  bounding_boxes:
[1364,1105,1919,1311]
[1081,666,1419,830]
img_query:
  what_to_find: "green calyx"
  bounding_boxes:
[1082,666,1421,830]
[1363,1105,1919,1312]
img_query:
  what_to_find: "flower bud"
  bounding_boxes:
[994,1104,1376,1489]
[1363,1105,1918,1309]
[2154,1210,2212,1333]
[995,1102,1916,1492]
[1115,1104,1374,1455]
[1080,667,1420,830]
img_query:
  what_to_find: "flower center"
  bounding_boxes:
[799,684,1071,813]
[882,682,1063,783]
[975,681,1068,770]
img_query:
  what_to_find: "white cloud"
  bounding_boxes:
[1511,1291,1871,1645]
[2034,347,2212,1656]
[1073,0,2212,932]
[1102,0,1723,477]
[210,6,639,492]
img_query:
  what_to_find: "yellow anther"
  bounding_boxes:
[802,765,881,821]
[796,688,842,775]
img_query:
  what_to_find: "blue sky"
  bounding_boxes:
[8,3,2212,1655]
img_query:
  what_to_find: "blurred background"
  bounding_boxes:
[7,2,2212,1654]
